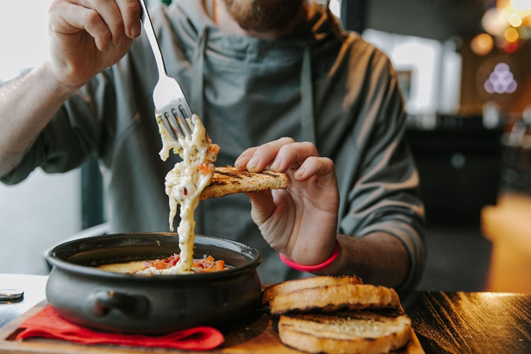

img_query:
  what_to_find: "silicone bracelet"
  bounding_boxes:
[279,240,340,272]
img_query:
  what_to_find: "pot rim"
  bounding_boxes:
[46,233,262,282]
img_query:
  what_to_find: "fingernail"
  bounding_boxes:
[270,160,281,171]
[129,21,141,38]
[294,167,305,178]
[235,156,249,168]
[247,156,259,170]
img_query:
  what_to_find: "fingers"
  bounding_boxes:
[294,156,336,184]
[50,0,140,52]
[236,137,320,173]
[270,142,320,173]
[115,0,142,39]
[235,137,295,172]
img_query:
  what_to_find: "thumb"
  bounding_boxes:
[246,190,275,226]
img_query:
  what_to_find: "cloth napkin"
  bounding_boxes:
[16,305,224,350]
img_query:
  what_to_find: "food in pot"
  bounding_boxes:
[97,254,230,275]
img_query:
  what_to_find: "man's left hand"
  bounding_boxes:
[235,137,339,265]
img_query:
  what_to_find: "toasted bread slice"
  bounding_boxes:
[278,311,412,354]
[269,283,401,316]
[262,275,364,306]
[199,166,288,200]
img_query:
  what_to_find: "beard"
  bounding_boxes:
[222,0,304,33]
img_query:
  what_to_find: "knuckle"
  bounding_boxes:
[111,17,125,33]
[300,141,317,151]
[122,0,141,19]
[48,0,65,18]
[84,9,102,27]
[78,0,94,8]
[279,137,295,144]
[322,157,335,167]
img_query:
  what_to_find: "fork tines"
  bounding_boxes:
[163,107,193,141]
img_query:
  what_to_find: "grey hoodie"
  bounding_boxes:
[2,0,425,287]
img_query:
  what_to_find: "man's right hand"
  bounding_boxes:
[47,0,142,89]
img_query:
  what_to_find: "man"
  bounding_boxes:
[0,0,425,287]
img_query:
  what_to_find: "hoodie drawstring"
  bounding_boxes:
[192,26,316,146]
[191,27,209,120]
[301,46,316,145]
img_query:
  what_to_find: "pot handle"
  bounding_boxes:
[88,290,149,319]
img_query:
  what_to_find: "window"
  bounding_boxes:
[0,0,51,83]
[363,29,462,115]
[0,0,81,275]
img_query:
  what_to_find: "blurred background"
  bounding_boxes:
[1,0,530,293]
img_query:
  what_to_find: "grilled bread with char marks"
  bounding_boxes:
[278,310,412,354]
[263,276,414,353]
[269,283,401,316]
[262,275,364,306]
[200,166,288,200]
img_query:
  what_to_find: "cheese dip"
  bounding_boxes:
[149,114,218,274]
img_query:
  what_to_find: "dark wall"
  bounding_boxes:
[364,0,485,41]
[407,116,503,225]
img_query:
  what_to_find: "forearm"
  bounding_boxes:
[0,61,77,177]
[318,232,410,288]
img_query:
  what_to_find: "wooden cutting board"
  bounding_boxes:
[0,301,424,353]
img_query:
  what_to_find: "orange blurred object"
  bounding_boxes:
[471,33,495,55]
[481,193,531,294]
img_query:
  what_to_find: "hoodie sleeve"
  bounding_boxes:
[0,70,116,186]
[338,47,426,290]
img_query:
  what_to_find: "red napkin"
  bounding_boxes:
[16,305,224,350]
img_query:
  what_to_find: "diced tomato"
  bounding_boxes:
[142,253,227,273]
[147,254,180,270]
[209,144,220,155]
[198,164,211,175]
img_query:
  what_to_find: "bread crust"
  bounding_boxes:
[261,275,363,306]
[269,283,401,315]
[278,311,412,354]
[199,166,288,200]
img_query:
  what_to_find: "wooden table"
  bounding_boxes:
[0,274,47,328]
[1,274,531,353]
[398,290,531,353]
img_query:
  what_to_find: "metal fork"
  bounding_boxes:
[139,0,193,141]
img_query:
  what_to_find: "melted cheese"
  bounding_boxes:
[150,113,218,275]
[98,261,146,274]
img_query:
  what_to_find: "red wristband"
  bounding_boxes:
[279,240,340,272]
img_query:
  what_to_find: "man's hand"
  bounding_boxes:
[235,137,340,266]
[47,0,141,89]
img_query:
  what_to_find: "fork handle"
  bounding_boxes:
[138,0,168,79]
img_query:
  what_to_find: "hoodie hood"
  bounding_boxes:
[160,0,345,152]
[174,0,344,62]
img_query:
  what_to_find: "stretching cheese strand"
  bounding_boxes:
[141,114,218,275]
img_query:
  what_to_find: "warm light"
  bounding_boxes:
[504,27,520,41]
[471,33,495,55]
[480,0,531,51]
[511,0,531,11]
[508,12,523,26]
[482,8,508,36]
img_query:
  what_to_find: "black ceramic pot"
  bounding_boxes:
[45,233,262,334]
